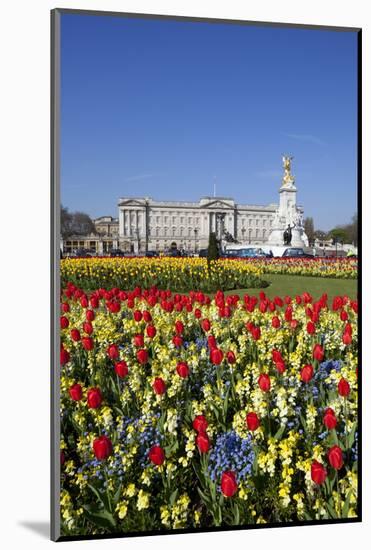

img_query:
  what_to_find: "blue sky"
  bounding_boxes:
[61,13,358,231]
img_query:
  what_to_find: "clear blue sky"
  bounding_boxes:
[60,13,358,231]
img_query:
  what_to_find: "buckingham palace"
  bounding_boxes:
[117,196,280,253]
[117,157,308,253]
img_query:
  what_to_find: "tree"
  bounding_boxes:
[304,217,315,245]
[313,230,328,242]
[207,232,220,264]
[71,211,96,236]
[328,227,348,245]
[350,213,358,246]
[60,205,96,239]
[61,206,73,239]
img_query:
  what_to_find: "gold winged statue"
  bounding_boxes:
[282,155,295,187]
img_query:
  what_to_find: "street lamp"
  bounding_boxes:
[248,228,252,244]
[194,228,198,253]
[131,225,140,253]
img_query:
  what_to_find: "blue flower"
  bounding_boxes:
[208,430,255,487]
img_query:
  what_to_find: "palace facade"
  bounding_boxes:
[117,196,280,253]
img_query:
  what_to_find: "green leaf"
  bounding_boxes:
[169,489,179,506]
[197,486,211,506]
[87,483,110,512]
[82,505,116,530]
[347,423,357,450]
[342,489,353,518]
[233,503,240,525]
[113,483,122,507]
[274,424,286,441]
[326,499,338,519]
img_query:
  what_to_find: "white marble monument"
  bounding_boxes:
[267,156,309,247]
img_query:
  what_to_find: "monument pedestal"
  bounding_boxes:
[266,156,308,249]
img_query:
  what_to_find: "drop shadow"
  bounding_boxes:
[18,521,50,539]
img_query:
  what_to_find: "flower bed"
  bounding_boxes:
[60,283,358,535]
[61,257,267,293]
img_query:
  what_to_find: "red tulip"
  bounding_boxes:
[196,432,210,453]
[60,316,69,329]
[342,332,352,345]
[133,310,143,322]
[60,347,70,365]
[221,471,238,497]
[152,377,167,395]
[201,319,211,331]
[207,335,217,349]
[246,412,260,431]
[93,435,112,460]
[300,364,314,383]
[133,334,144,347]
[86,309,95,322]
[272,349,283,363]
[115,361,128,378]
[258,373,271,392]
[90,296,99,309]
[313,344,324,361]
[69,383,82,401]
[275,360,286,374]
[82,337,94,351]
[107,344,119,360]
[338,378,350,397]
[340,310,348,322]
[306,321,316,335]
[137,349,149,364]
[142,310,152,323]
[251,326,261,341]
[87,387,102,409]
[328,445,344,470]
[271,316,281,329]
[210,348,224,365]
[175,321,184,334]
[83,321,93,335]
[226,350,236,364]
[149,445,165,466]
[70,328,81,342]
[146,325,157,338]
[194,308,202,319]
[176,361,190,378]
[172,335,183,347]
[311,460,327,485]
[193,415,208,433]
[323,408,337,430]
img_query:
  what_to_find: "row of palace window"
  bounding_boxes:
[149,216,201,226]
[147,228,268,239]
[148,227,200,237]
[146,216,273,227]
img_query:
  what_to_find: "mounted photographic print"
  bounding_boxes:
[51,8,361,541]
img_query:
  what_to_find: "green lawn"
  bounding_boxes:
[226,274,358,303]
